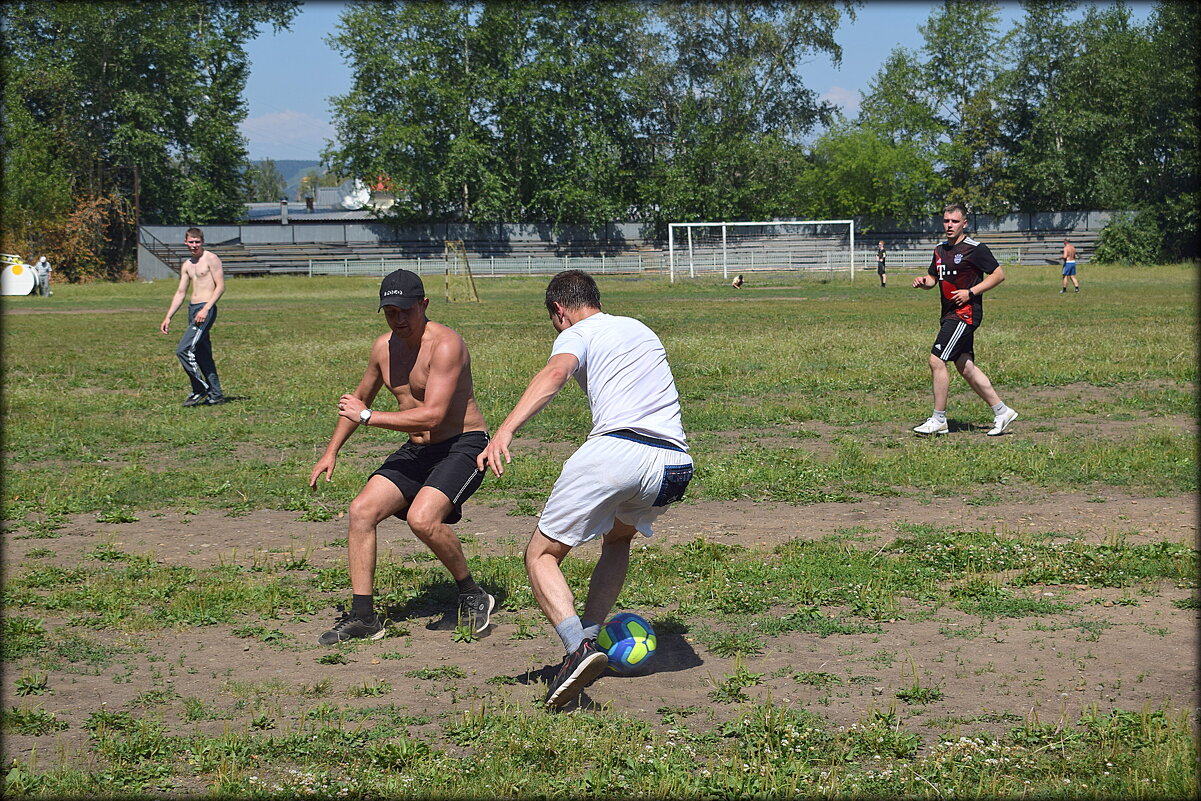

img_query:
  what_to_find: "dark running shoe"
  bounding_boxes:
[205,394,225,405]
[182,393,206,407]
[460,591,494,634]
[426,591,495,633]
[544,639,608,709]
[318,612,385,645]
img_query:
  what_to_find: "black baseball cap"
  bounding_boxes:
[378,269,425,310]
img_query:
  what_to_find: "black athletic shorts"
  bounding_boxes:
[931,317,977,362]
[877,262,886,275]
[372,431,488,524]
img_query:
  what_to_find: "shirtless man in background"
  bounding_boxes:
[161,227,225,405]
[1061,238,1079,293]
[309,269,493,643]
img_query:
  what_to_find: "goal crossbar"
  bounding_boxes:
[667,219,856,283]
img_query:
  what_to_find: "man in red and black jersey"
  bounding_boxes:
[911,204,1018,436]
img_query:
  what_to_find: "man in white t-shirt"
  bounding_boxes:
[478,270,693,709]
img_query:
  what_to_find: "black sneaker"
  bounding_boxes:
[318,612,385,645]
[183,393,206,407]
[460,591,494,633]
[205,394,225,405]
[427,591,495,633]
[544,639,608,709]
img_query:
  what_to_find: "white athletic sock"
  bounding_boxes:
[991,402,1008,416]
[932,409,947,422]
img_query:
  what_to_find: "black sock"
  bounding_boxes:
[351,594,374,620]
[456,575,482,596]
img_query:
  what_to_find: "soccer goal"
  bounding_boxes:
[667,219,856,283]
[443,240,480,303]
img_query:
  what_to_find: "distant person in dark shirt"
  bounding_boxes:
[876,241,887,287]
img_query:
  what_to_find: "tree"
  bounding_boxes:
[244,159,288,202]
[325,1,857,229]
[917,1,1008,209]
[326,2,485,222]
[796,121,945,223]
[999,1,1081,210]
[646,2,856,225]
[1138,1,1199,259]
[327,1,648,228]
[474,1,649,227]
[858,47,942,152]
[1,2,298,277]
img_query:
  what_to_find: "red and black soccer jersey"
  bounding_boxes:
[928,237,998,325]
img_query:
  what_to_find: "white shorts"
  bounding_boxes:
[537,433,694,547]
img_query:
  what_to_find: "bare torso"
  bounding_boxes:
[1063,243,1077,262]
[371,321,487,445]
[184,250,222,304]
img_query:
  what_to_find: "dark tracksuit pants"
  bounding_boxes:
[176,302,222,398]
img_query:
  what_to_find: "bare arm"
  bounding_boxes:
[335,335,465,434]
[193,255,225,325]
[160,268,191,333]
[476,353,578,477]
[309,354,385,487]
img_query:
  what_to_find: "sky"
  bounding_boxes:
[240,1,1156,163]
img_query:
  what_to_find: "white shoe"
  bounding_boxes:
[987,408,1018,436]
[913,417,948,435]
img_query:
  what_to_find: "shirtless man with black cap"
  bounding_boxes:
[310,269,493,643]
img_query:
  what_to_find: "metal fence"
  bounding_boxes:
[307,252,662,278]
[304,246,1035,280]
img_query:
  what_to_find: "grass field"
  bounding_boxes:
[1,262,1197,798]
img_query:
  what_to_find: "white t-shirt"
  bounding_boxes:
[550,312,687,450]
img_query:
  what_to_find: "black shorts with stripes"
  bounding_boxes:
[931,317,977,362]
[372,431,488,524]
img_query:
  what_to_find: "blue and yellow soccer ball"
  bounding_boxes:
[598,612,657,675]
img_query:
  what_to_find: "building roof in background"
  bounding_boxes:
[243,201,376,222]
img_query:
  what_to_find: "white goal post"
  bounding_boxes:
[667,219,856,283]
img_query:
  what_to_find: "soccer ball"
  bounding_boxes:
[598,612,657,675]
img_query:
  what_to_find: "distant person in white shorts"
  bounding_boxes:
[478,270,693,709]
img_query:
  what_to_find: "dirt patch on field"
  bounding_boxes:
[2,491,1196,767]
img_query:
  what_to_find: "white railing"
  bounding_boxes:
[304,247,1032,279]
[308,253,657,277]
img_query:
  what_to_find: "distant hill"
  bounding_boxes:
[252,159,321,200]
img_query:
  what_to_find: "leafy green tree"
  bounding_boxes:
[473,2,648,226]
[326,2,484,222]
[1138,1,1198,259]
[646,2,856,225]
[917,0,1007,210]
[244,159,288,202]
[858,47,942,152]
[327,1,647,228]
[1093,212,1161,264]
[796,121,945,223]
[1000,1,1081,210]
[1,2,297,275]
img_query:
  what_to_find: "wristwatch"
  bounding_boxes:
[358,408,373,425]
